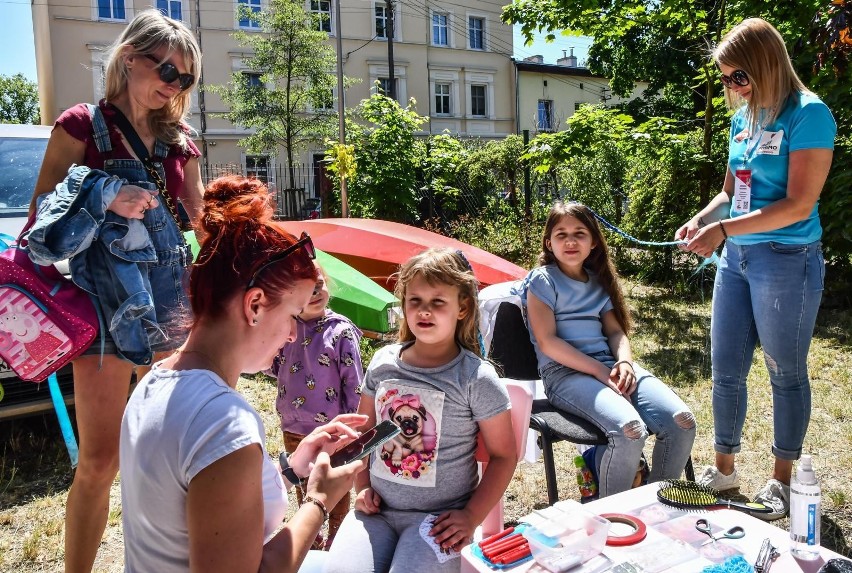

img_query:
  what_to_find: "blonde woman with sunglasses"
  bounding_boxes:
[28,9,204,571]
[675,18,836,520]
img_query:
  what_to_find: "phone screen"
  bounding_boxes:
[329,420,401,467]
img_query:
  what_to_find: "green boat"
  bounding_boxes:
[184,232,399,336]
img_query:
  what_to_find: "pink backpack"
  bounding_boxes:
[0,229,99,382]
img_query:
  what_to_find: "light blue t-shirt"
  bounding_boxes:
[727,92,836,245]
[524,265,614,371]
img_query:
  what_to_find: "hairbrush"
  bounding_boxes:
[656,480,771,513]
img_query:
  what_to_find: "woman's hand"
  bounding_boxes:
[288,413,368,477]
[304,451,366,513]
[430,509,476,552]
[610,362,637,397]
[594,362,623,396]
[684,223,726,259]
[107,184,159,219]
[674,217,703,250]
[354,486,382,514]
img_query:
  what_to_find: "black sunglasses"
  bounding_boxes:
[247,232,316,289]
[720,69,750,88]
[143,54,195,91]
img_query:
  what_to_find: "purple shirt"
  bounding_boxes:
[269,310,363,436]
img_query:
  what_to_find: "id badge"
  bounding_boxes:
[734,169,752,213]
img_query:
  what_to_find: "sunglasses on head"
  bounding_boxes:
[247,232,316,289]
[720,69,750,88]
[143,54,195,91]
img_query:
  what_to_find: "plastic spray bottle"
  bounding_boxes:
[789,454,821,560]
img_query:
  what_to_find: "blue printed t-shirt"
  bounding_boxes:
[727,92,836,245]
[360,343,509,513]
[525,265,613,372]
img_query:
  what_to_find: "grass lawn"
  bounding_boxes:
[0,282,849,571]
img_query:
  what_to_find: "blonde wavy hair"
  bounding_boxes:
[394,248,482,357]
[713,18,809,132]
[104,9,201,149]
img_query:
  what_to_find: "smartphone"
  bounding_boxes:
[329,420,401,467]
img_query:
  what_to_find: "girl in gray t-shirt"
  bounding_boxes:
[327,248,515,573]
[525,201,696,497]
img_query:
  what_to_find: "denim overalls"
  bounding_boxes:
[79,104,192,364]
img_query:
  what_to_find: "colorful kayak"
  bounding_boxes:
[278,218,527,290]
[183,231,399,335]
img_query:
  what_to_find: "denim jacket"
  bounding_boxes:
[27,164,166,365]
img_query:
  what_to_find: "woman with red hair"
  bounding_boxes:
[119,175,367,572]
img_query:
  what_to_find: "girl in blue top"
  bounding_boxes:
[676,18,836,520]
[526,201,696,497]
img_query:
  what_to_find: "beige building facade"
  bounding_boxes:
[515,54,647,135]
[32,0,516,194]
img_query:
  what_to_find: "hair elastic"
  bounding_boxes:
[600,513,647,546]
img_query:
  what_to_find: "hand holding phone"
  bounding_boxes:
[329,420,401,467]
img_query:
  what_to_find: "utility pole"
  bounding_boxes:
[386,0,396,100]
[194,0,209,180]
[334,0,348,216]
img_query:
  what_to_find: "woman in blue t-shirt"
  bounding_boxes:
[676,18,836,521]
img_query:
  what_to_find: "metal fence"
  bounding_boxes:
[201,162,330,220]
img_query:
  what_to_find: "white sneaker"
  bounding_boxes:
[696,466,740,491]
[752,479,790,521]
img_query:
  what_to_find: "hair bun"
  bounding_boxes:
[201,175,274,237]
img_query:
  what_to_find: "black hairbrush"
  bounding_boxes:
[656,480,771,513]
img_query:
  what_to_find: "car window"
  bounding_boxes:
[0,136,48,216]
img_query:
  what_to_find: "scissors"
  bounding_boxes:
[695,518,745,546]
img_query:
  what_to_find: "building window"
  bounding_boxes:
[246,155,270,184]
[375,5,388,39]
[435,82,451,115]
[157,0,182,20]
[574,102,583,112]
[468,17,484,50]
[432,13,448,46]
[311,0,332,33]
[98,0,126,20]
[238,0,261,28]
[242,72,264,88]
[538,99,553,131]
[470,84,486,117]
[376,77,396,98]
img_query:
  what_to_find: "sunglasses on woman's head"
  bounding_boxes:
[720,69,750,88]
[143,54,195,91]
[246,232,316,289]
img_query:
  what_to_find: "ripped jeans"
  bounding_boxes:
[542,358,696,497]
[710,240,824,461]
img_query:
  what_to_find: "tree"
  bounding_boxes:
[0,74,40,125]
[503,0,823,204]
[209,0,349,188]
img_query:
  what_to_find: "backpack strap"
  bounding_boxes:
[87,103,112,154]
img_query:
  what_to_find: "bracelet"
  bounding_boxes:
[303,495,329,522]
[697,216,707,228]
[718,220,729,240]
[613,359,634,370]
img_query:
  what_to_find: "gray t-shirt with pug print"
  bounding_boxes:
[360,342,510,513]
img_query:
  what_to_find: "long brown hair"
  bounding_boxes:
[713,18,808,132]
[104,9,201,148]
[539,201,632,334]
[190,175,317,323]
[394,248,482,356]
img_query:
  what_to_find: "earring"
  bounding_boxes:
[252,319,259,325]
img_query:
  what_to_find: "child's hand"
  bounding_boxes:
[610,362,636,396]
[429,509,476,552]
[595,363,623,396]
[354,487,382,514]
[675,218,701,249]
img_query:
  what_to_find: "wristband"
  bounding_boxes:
[278,452,305,490]
[718,220,729,240]
[303,495,329,522]
[612,359,633,370]
[697,216,707,228]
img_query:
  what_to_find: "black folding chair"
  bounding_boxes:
[488,301,694,505]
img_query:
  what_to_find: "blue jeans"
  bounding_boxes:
[542,358,696,497]
[710,240,824,461]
